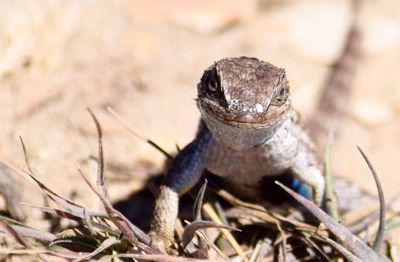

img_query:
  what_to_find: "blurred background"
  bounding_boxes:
[0,0,399,228]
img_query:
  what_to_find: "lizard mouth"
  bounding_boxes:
[197,97,290,129]
[197,98,291,151]
[198,100,290,150]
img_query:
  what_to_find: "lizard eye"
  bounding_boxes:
[271,86,288,106]
[199,66,228,108]
[207,78,220,94]
[201,68,224,99]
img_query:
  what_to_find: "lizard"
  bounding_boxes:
[149,57,325,250]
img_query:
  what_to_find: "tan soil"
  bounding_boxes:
[0,0,399,230]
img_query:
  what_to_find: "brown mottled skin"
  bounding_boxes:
[149,57,324,250]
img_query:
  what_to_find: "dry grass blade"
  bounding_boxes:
[251,239,273,262]
[77,167,141,246]
[0,215,26,227]
[10,224,56,243]
[21,169,86,218]
[107,106,172,159]
[0,220,31,248]
[182,221,238,249]
[21,202,107,220]
[85,109,154,249]
[87,109,106,198]
[275,222,287,262]
[324,130,339,221]
[0,248,82,260]
[322,237,362,262]
[275,181,385,262]
[72,236,121,262]
[220,191,325,235]
[193,179,208,221]
[356,146,386,252]
[295,235,330,261]
[216,189,266,212]
[196,230,228,260]
[17,137,86,218]
[100,253,224,262]
[249,240,263,262]
[21,204,82,221]
[349,191,400,234]
[203,202,248,262]
[19,136,34,174]
[183,180,238,251]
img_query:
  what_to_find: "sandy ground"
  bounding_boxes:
[0,0,399,229]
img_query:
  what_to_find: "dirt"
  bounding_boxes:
[0,0,399,230]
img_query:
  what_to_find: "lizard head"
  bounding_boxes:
[197,57,291,150]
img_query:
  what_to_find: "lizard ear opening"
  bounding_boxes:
[271,71,289,106]
[271,86,289,106]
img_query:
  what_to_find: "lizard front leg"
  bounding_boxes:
[149,124,211,252]
[290,145,325,206]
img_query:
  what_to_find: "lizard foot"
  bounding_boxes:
[148,231,167,253]
[148,230,177,254]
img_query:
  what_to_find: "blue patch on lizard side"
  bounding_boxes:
[258,172,313,204]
